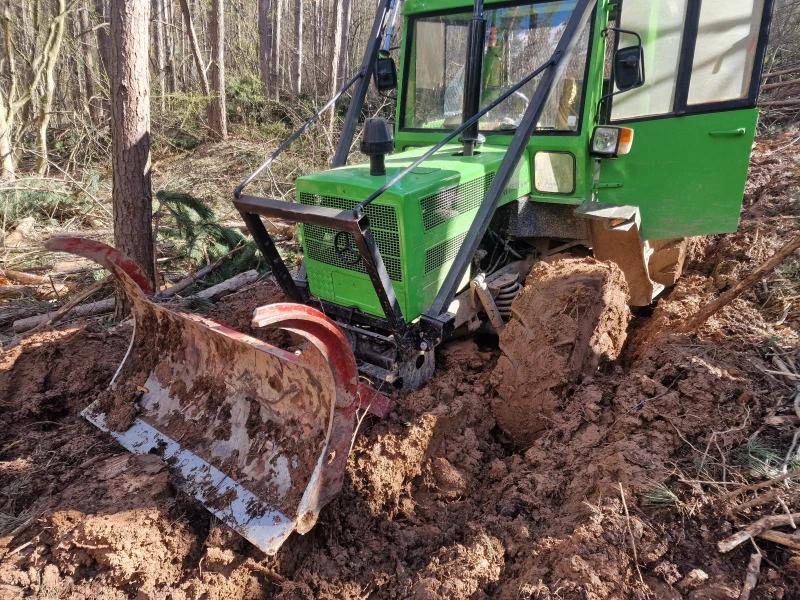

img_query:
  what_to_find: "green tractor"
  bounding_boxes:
[235,0,773,387]
[53,0,774,554]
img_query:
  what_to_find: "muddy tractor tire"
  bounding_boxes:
[490,256,631,445]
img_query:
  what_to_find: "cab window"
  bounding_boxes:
[403,0,591,133]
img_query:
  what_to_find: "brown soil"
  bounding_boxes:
[1,131,800,599]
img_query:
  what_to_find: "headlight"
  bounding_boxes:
[590,126,634,158]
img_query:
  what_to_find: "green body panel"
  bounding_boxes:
[597,109,759,239]
[297,145,531,319]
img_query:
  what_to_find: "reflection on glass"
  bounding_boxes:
[534,151,575,193]
[405,0,589,132]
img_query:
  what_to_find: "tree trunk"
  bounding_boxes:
[292,0,302,94]
[109,0,156,294]
[165,0,176,93]
[328,0,344,129]
[179,0,209,95]
[258,0,273,97]
[94,0,110,74]
[339,0,351,81]
[271,0,282,100]
[207,0,226,139]
[36,0,68,176]
[152,0,166,110]
[78,2,101,122]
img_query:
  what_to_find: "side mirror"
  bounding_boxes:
[374,57,398,92]
[613,46,645,91]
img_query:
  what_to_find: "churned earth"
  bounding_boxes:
[1,129,799,599]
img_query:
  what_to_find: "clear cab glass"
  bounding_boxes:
[402,0,590,133]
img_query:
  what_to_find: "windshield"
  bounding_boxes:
[403,0,590,132]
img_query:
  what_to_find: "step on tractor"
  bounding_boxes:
[51,0,774,554]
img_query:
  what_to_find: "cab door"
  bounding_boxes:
[597,0,774,241]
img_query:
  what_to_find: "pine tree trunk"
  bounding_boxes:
[109,0,156,293]
[271,0,282,100]
[258,0,273,97]
[78,1,101,122]
[208,0,226,139]
[36,0,68,176]
[179,0,209,95]
[292,0,302,94]
[152,0,167,111]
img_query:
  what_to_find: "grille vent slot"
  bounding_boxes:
[425,232,468,274]
[420,173,494,231]
[299,193,402,282]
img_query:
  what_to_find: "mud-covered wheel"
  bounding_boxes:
[490,256,631,445]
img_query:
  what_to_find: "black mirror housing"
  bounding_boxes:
[374,57,398,92]
[614,46,645,91]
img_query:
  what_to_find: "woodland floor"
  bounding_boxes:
[0,129,800,599]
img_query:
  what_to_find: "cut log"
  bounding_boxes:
[194,269,260,301]
[679,234,800,333]
[0,307,43,327]
[12,298,114,333]
[2,269,53,285]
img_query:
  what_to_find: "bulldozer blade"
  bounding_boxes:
[44,237,393,554]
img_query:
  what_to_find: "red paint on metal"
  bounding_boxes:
[45,237,155,295]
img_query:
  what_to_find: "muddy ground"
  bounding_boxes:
[1,130,800,599]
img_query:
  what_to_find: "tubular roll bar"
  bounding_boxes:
[234,0,597,353]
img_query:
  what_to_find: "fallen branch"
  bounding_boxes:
[722,468,800,502]
[27,276,112,333]
[758,529,800,550]
[12,298,114,333]
[738,552,761,600]
[718,513,800,553]
[759,99,800,108]
[193,269,260,301]
[156,243,246,299]
[2,268,55,286]
[762,64,800,78]
[679,234,800,333]
[0,306,43,327]
[729,489,779,514]
[762,78,800,91]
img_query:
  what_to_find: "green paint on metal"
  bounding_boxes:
[296,145,531,319]
[596,109,759,240]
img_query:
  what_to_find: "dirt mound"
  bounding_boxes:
[2,133,800,599]
[491,257,631,444]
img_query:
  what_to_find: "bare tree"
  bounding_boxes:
[78,1,102,122]
[152,0,167,110]
[36,0,68,175]
[208,0,226,139]
[179,0,209,95]
[292,0,302,94]
[109,0,156,291]
[258,0,273,97]
[328,0,344,129]
[271,0,282,100]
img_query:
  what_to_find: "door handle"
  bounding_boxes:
[708,128,746,137]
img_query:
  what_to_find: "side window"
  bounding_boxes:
[613,0,688,120]
[611,0,770,121]
[688,0,765,105]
